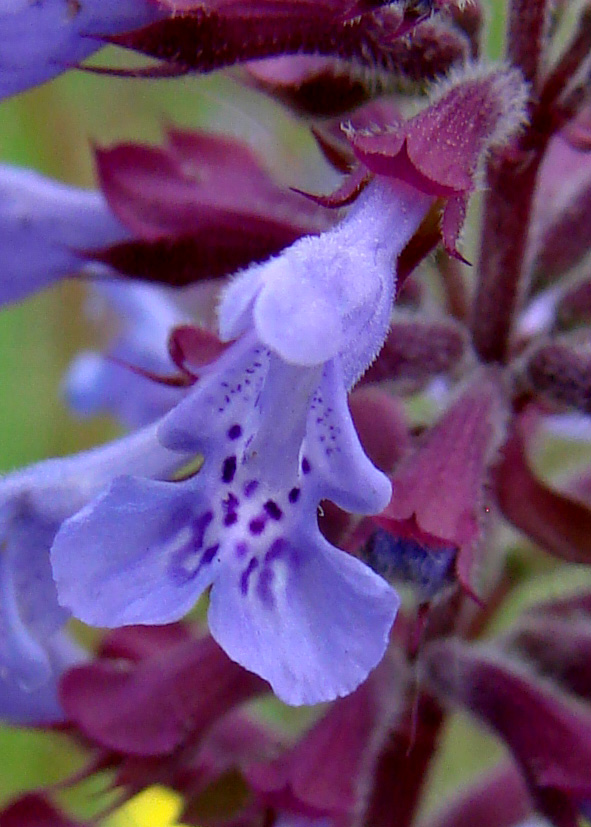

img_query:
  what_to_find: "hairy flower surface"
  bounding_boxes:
[51,177,432,705]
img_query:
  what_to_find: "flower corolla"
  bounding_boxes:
[51,177,432,705]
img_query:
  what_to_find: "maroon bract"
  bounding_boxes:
[495,413,591,564]
[244,56,375,118]
[423,639,591,827]
[60,634,268,756]
[168,325,231,381]
[360,316,467,388]
[346,66,528,257]
[247,660,398,826]
[90,129,331,286]
[524,335,591,414]
[0,795,84,827]
[373,371,506,595]
[526,134,591,285]
[349,385,411,474]
[417,764,533,827]
[97,0,466,80]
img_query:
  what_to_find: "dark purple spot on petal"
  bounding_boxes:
[288,487,301,504]
[264,500,283,521]
[265,538,286,563]
[222,492,239,514]
[257,567,275,607]
[193,511,213,549]
[240,557,259,595]
[235,541,249,559]
[224,512,238,526]
[302,457,311,475]
[227,424,242,440]
[222,455,237,484]
[202,544,219,565]
[249,516,266,536]
[244,480,259,498]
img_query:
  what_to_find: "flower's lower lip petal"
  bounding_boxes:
[51,476,216,628]
[207,530,399,706]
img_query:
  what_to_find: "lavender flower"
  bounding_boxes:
[0,164,127,305]
[0,632,85,726]
[0,0,162,99]
[0,423,190,701]
[51,177,432,705]
[65,282,191,427]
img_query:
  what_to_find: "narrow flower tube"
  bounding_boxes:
[0,165,128,305]
[0,0,163,100]
[51,177,432,705]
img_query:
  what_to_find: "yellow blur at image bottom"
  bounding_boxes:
[106,786,191,827]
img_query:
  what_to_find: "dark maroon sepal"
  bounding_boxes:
[347,67,527,255]
[246,660,397,824]
[103,3,407,75]
[375,370,505,595]
[419,764,533,827]
[349,385,411,473]
[97,622,193,662]
[360,691,444,827]
[524,336,591,414]
[293,165,372,208]
[423,639,591,827]
[508,611,591,704]
[91,129,330,285]
[0,795,84,827]
[495,414,591,564]
[98,1,467,84]
[107,355,195,388]
[557,280,591,329]
[60,634,268,756]
[360,316,467,388]
[168,325,231,379]
[243,56,373,118]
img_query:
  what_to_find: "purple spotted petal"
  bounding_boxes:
[302,359,391,514]
[0,0,162,99]
[0,165,127,305]
[208,526,398,705]
[52,476,219,627]
[50,175,425,705]
[158,332,268,454]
